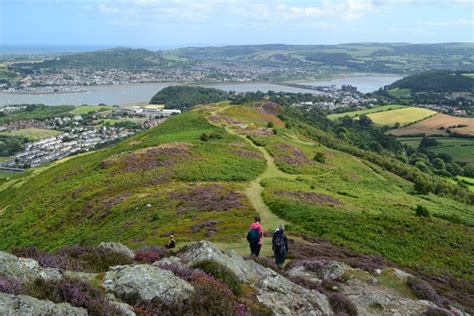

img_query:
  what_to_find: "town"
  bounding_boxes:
[0,104,180,169]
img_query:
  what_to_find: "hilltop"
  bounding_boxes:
[386,71,474,94]
[0,100,473,311]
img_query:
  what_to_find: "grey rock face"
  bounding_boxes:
[97,242,135,259]
[103,264,194,304]
[0,251,62,283]
[179,241,332,316]
[287,260,349,283]
[0,293,87,316]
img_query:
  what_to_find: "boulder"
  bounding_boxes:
[0,251,62,283]
[0,293,87,316]
[179,241,332,315]
[103,264,193,304]
[97,242,135,259]
[288,260,349,282]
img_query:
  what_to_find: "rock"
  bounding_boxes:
[0,251,62,283]
[103,264,194,304]
[179,241,332,315]
[145,204,152,208]
[97,242,135,259]
[381,268,412,281]
[0,293,87,316]
[288,260,349,281]
[108,299,136,316]
[153,256,183,266]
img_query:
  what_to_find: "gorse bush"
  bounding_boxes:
[192,260,242,296]
[328,293,358,316]
[415,205,430,218]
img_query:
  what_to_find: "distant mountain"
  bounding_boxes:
[16,48,166,70]
[387,71,474,93]
[171,42,474,73]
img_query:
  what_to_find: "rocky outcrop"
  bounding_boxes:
[97,242,135,259]
[0,251,62,283]
[0,293,87,316]
[103,264,194,304]
[179,241,332,315]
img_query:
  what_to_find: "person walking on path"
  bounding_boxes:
[272,224,288,268]
[247,216,264,257]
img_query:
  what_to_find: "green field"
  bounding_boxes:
[462,73,474,78]
[388,88,411,98]
[99,118,146,125]
[70,105,113,114]
[367,107,436,127]
[398,136,474,164]
[0,170,18,180]
[0,128,61,141]
[327,104,406,121]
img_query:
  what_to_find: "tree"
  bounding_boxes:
[358,114,373,127]
[432,158,446,170]
[414,160,429,173]
[419,136,439,148]
[267,121,274,128]
[413,174,433,194]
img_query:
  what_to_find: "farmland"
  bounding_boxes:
[70,105,114,114]
[390,113,474,137]
[367,107,436,127]
[388,88,411,98]
[0,128,61,141]
[398,136,474,164]
[327,104,406,121]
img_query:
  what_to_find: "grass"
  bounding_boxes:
[70,105,113,115]
[0,111,266,251]
[327,105,406,121]
[99,118,145,125]
[367,107,437,127]
[0,128,61,141]
[0,171,19,180]
[388,88,411,98]
[398,136,474,164]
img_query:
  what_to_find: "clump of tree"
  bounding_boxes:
[150,86,228,111]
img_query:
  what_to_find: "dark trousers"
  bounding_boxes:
[250,242,261,257]
[274,250,286,266]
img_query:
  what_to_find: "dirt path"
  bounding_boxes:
[208,105,301,255]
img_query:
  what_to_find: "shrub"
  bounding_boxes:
[407,276,443,305]
[272,128,278,135]
[134,251,161,264]
[24,278,118,315]
[414,205,430,218]
[0,277,23,295]
[267,121,274,128]
[157,262,195,282]
[60,246,133,273]
[12,247,80,271]
[192,260,242,296]
[422,306,450,316]
[313,152,326,163]
[328,293,358,316]
[321,279,340,292]
[200,133,209,141]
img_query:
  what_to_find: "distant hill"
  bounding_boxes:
[387,71,474,93]
[150,86,228,110]
[17,48,166,70]
[172,42,474,73]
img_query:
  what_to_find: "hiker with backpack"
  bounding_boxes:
[272,224,288,269]
[247,216,264,257]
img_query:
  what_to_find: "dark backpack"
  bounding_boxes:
[247,228,259,243]
[273,235,286,254]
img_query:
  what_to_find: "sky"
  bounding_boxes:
[1,0,473,50]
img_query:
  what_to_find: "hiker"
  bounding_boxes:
[247,216,264,257]
[272,224,288,268]
[165,235,176,249]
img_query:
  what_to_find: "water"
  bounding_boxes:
[0,75,403,106]
[0,82,319,106]
[299,74,403,93]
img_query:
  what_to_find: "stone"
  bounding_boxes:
[0,251,62,283]
[97,242,135,259]
[103,264,194,304]
[179,241,332,315]
[0,293,87,316]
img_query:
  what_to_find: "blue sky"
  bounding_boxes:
[1,0,473,49]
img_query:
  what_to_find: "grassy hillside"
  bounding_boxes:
[387,70,474,93]
[0,110,266,250]
[366,107,436,127]
[327,105,406,121]
[0,101,473,286]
